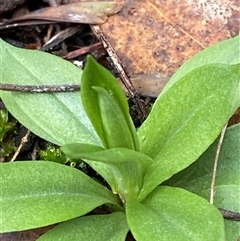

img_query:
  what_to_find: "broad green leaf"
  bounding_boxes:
[165,124,240,241]
[62,145,153,202]
[126,186,225,241]
[224,220,240,241]
[62,143,105,153]
[0,161,120,232]
[0,39,100,146]
[37,212,129,241]
[138,64,240,200]
[81,56,139,150]
[92,86,138,149]
[160,35,240,96]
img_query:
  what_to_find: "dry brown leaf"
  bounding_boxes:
[100,0,239,77]
[125,73,170,97]
[2,2,122,26]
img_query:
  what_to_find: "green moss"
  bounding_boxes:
[0,109,17,162]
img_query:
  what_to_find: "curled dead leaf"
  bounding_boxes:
[0,1,122,29]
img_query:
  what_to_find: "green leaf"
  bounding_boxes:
[37,212,129,241]
[164,124,240,207]
[126,186,225,241]
[62,143,105,154]
[0,161,120,232]
[62,144,153,202]
[81,55,139,150]
[92,86,138,149]
[164,123,240,241]
[138,63,240,200]
[0,39,100,146]
[160,35,240,96]
[224,220,240,241]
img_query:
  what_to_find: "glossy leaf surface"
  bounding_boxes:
[62,144,152,202]
[126,186,225,241]
[38,212,129,241]
[0,161,119,232]
[165,123,240,241]
[81,56,139,150]
[0,39,100,146]
[138,63,240,200]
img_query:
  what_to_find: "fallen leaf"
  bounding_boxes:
[100,0,239,77]
[123,73,170,97]
[1,1,122,28]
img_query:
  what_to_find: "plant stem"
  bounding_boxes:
[210,122,228,204]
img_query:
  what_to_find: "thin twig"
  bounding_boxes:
[63,42,102,59]
[0,84,80,93]
[31,139,39,160]
[91,26,136,97]
[91,25,148,121]
[11,130,31,162]
[218,208,240,221]
[210,122,228,204]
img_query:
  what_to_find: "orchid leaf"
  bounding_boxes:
[126,186,225,241]
[138,63,240,200]
[37,212,128,241]
[165,123,240,241]
[81,56,139,150]
[0,39,100,146]
[0,161,120,232]
[62,144,152,202]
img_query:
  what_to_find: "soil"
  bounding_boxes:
[0,0,26,14]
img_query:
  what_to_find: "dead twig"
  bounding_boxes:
[218,208,240,221]
[210,122,228,204]
[91,25,147,121]
[63,42,103,59]
[0,84,80,92]
[11,130,31,162]
[31,139,39,160]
